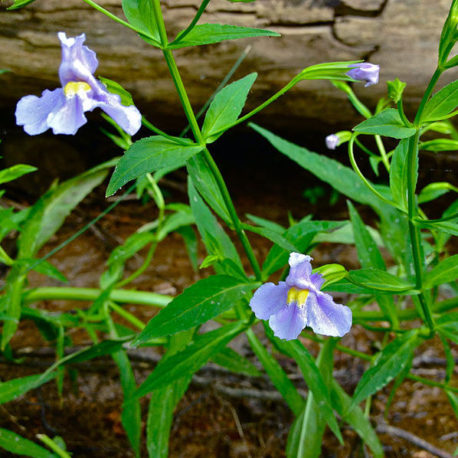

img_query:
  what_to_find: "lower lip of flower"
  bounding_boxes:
[286,287,309,308]
[63,81,91,98]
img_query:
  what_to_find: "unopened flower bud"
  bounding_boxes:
[347,63,380,87]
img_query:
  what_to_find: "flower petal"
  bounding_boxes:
[346,63,379,87]
[46,93,88,135]
[58,32,99,88]
[15,89,66,136]
[305,291,352,337]
[286,252,313,289]
[310,272,325,289]
[91,90,142,136]
[249,281,288,320]
[269,304,306,340]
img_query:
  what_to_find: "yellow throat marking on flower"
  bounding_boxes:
[64,81,91,97]
[287,287,309,308]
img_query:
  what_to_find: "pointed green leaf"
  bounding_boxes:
[122,0,160,41]
[202,73,257,141]
[170,24,279,49]
[246,328,305,415]
[0,429,55,458]
[270,335,342,444]
[348,268,416,292]
[132,275,254,344]
[18,161,111,258]
[353,109,416,139]
[0,164,37,185]
[146,330,194,458]
[331,381,384,458]
[107,137,202,196]
[424,254,458,288]
[211,347,262,377]
[286,340,339,458]
[421,80,458,122]
[348,202,385,270]
[188,177,243,272]
[135,322,245,397]
[351,330,420,407]
[250,123,383,209]
[389,139,409,211]
[0,372,56,405]
[7,0,37,10]
[186,154,231,222]
[112,350,141,457]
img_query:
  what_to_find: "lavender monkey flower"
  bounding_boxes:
[325,134,339,150]
[16,32,141,136]
[250,253,352,340]
[347,63,380,87]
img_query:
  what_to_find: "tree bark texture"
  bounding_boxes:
[0,0,455,133]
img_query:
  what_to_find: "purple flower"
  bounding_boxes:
[326,134,339,150]
[250,253,352,340]
[347,63,380,87]
[16,32,141,136]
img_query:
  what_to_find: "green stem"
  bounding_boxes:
[109,302,146,330]
[213,78,300,136]
[201,147,262,279]
[374,135,390,172]
[24,287,172,307]
[81,0,160,46]
[142,117,191,145]
[116,242,157,288]
[151,0,261,279]
[406,131,435,334]
[36,435,72,458]
[170,0,211,45]
[348,135,396,207]
[414,68,443,125]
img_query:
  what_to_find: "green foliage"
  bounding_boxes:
[421,80,458,122]
[0,164,37,185]
[135,322,245,398]
[187,154,231,223]
[107,137,203,196]
[387,78,407,103]
[188,177,243,272]
[132,275,255,344]
[351,330,421,407]
[211,347,262,376]
[0,372,56,405]
[0,428,56,458]
[353,109,416,139]
[272,335,343,443]
[202,73,257,142]
[287,341,336,458]
[7,0,37,10]
[122,0,160,41]
[424,255,458,288]
[170,24,279,49]
[246,328,305,415]
[146,330,194,458]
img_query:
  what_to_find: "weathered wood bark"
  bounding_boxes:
[0,0,455,133]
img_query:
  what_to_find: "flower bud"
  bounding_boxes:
[346,63,380,87]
